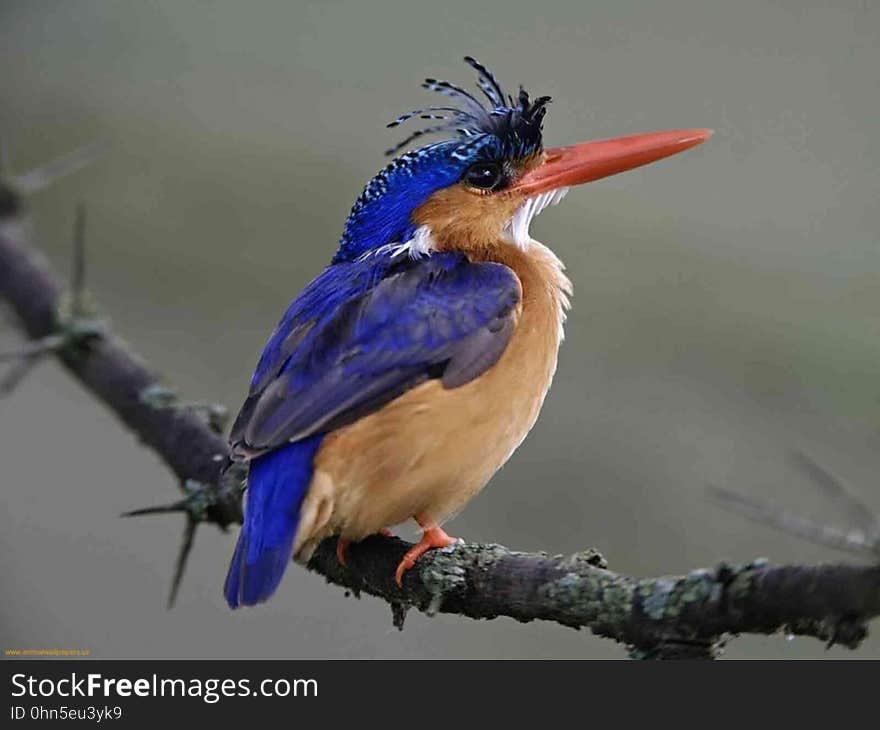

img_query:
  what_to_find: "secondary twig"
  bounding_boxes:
[710,486,880,560]
[709,450,880,562]
[792,450,880,538]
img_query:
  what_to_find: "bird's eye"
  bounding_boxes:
[464,161,504,191]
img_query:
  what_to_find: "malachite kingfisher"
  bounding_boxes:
[224,57,710,608]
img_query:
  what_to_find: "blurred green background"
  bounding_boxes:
[1,0,878,659]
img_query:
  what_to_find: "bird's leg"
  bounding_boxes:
[336,529,394,567]
[394,515,458,586]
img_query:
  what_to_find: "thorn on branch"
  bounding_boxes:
[0,134,21,217]
[0,334,66,397]
[0,183,19,218]
[0,352,42,396]
[57,204,103,334]
[123,479,220,524]
[1,205,106,397]
[168,516,198,609]
[0,334,66,362]
[0,134,10,179]
[71,203,87,317]
[123,479,230,608]
[13,140,107,195]
[0,329,103,400]
[121,501,189,518]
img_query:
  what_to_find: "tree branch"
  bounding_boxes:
[2,169,878,659]
[311,537,878,658]
[0,182,242,529]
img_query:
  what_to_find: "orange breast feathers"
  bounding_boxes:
[292,241,572,561]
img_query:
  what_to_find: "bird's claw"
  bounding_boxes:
[394,525,458,586]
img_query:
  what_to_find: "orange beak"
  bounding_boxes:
[512,128,712,195]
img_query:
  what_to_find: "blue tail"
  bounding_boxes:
[224,435,324,608]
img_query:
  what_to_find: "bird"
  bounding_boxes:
[223,57,710,608]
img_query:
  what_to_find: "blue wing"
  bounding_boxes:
[224,250,520,608]
[229,250,521,457]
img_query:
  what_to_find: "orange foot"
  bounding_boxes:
[336,529,393,567]
[394,516,458,586]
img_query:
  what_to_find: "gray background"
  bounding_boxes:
[1,0,878,659]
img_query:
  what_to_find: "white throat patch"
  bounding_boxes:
[504,187,569,248]
[359,224,437,261]
[399,225,436,257]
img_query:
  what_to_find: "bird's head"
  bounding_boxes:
[334,57,710,262]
